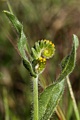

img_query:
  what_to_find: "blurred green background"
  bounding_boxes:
[0,0,80,120]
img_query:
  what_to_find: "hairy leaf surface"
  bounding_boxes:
[4,11,30,60]
[4,11,37,77]
[57,34,79,81]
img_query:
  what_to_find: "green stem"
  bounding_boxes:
[33,76,39,120]
[7,0,13,14]
[66,76,80,120]
[3,87,9,120]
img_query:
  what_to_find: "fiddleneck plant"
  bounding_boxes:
[4,10,79,120]
[23,39,55,77]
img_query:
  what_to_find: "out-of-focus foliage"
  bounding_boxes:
[0,0,80,119]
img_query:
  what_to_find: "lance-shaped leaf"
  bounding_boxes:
[4,11,36,77]
[57,34,79,82]
[39,80,65,120]
[39,34,79,120]
[4,10,30,60]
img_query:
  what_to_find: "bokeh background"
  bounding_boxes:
[0,0,80,120]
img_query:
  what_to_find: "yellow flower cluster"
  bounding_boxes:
[34,57,46,74]
[44,39,55,47]
[38,57,46,63]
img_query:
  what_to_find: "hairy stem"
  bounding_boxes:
[33,76,39,120]
[66,76,80,120]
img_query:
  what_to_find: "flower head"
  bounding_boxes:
[31,39,55,74]
[32,57,46,74]
[42,39,55,59]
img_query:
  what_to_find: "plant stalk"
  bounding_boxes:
[66,76,80,120]
[56,106,66,120]
[33,76,39,120]
[7,0,13,14]
[3,87,9,120]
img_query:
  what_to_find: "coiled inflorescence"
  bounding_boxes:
[31,39,55,74]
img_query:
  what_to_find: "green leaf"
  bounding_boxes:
[23,59,36,78]
[39,34,79,120]
[3,10,30,60]
[57,34,79,82]
[39,80,65,120]
[4,11,36,77]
